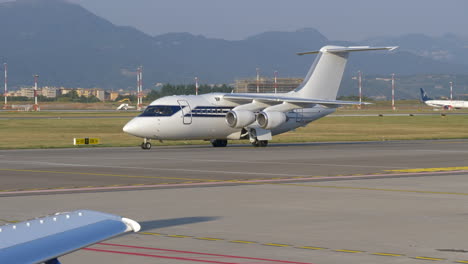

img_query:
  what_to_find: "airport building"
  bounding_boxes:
[235,77,303,93]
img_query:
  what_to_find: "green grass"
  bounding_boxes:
[1,114,468,149]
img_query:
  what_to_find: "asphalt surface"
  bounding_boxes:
[1,140,468,264]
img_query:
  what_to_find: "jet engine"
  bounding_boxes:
[225,110,256,128]
[257,111,287,130]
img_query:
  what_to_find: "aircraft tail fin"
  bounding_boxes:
[290,46,398,100]
[420,88,432,102]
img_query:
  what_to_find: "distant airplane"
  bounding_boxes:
[123,45,398,149]
[420,88,468,109]
[0,210,140,264]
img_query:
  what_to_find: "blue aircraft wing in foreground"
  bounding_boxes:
[0,210,140,264]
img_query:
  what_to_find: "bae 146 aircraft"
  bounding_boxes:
[123,45,398,149]
[420,88,468,110]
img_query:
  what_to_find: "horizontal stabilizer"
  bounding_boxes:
[297,46,398,56]
[0,210,140,264]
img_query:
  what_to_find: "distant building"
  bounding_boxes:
[108,91,120,101]
[58,88,73,95]
[235,78,303,93]
[95,90,105,101]
[18,87,35,98]
[41,86,57,98]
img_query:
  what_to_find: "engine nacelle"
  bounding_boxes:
[225,110,256,128]
[257,111,287,130]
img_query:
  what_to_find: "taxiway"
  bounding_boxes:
[1,140,468,263]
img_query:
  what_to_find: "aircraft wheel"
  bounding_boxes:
[259,140,268,147]
[211,139,228,147]
[144,142,152,150]
[252,141,260,147]
[141,143,146,149]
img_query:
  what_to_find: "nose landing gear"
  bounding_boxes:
[141,138,151,150]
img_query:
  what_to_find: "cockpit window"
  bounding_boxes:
[139,105,182,117]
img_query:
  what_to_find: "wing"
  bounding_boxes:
[0,210,140,264]
[223,93,370,108]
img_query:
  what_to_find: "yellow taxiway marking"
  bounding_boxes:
[139,232,163,236]
[298,246,327,250]
[455,261,468,263]
[273,183,468,196]
[414,256,445,261]
[167,235,193,238]
[0,168,216,182]
[387,167,468,173]
[334,249,363,253]
[263,243,291,247]
[196,237,223,241]
[372,252,404,257]
[230,240,257,244]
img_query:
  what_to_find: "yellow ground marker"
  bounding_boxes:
[196,237,223,241]
[334,249,364,253]
[372,252,403,257]
[455,261,468,263]
[414,256,445,261]
[387,167,468,173]
[230,240,257,244]
[263,243,290,247]
[273,183,468,196]
[167,235,192,238]
[139,232,163,236]
[0,169,217,182]
[298,246,327,250]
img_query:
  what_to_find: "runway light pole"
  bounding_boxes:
[33,74,39,111]
[274,71,278,94]
[358,70,362,109]
[256,68,260,93]
[391,73,396,111]
[3,63,7,109]
[449,81,453,101]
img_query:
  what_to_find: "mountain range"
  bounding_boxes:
[1,0,468,95]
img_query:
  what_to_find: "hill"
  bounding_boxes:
[0,0,467,92]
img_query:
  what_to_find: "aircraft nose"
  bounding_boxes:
[123,119,140,136]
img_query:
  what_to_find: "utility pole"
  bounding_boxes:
[274,71,278,94]
[33,74,39,111]
[391,73,395,111]
[3,63,7,109]
[256,68,260,93]
[358,70,362,109]
[449,81,453,101]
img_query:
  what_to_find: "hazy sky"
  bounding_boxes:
[12,0,468,40]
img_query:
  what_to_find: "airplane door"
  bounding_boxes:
[178,100,192,124]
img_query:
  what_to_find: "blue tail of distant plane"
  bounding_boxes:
[420,88,432,102]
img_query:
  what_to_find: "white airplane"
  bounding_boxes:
[123,45,398,149]
[420,88,468,110]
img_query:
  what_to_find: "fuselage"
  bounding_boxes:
[123,92,334,140]
[424,99,468,109]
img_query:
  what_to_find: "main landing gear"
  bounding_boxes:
[248,129,268,147]
[210,139,228,147]
[141,138,151,150]
[251,140,268,147]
